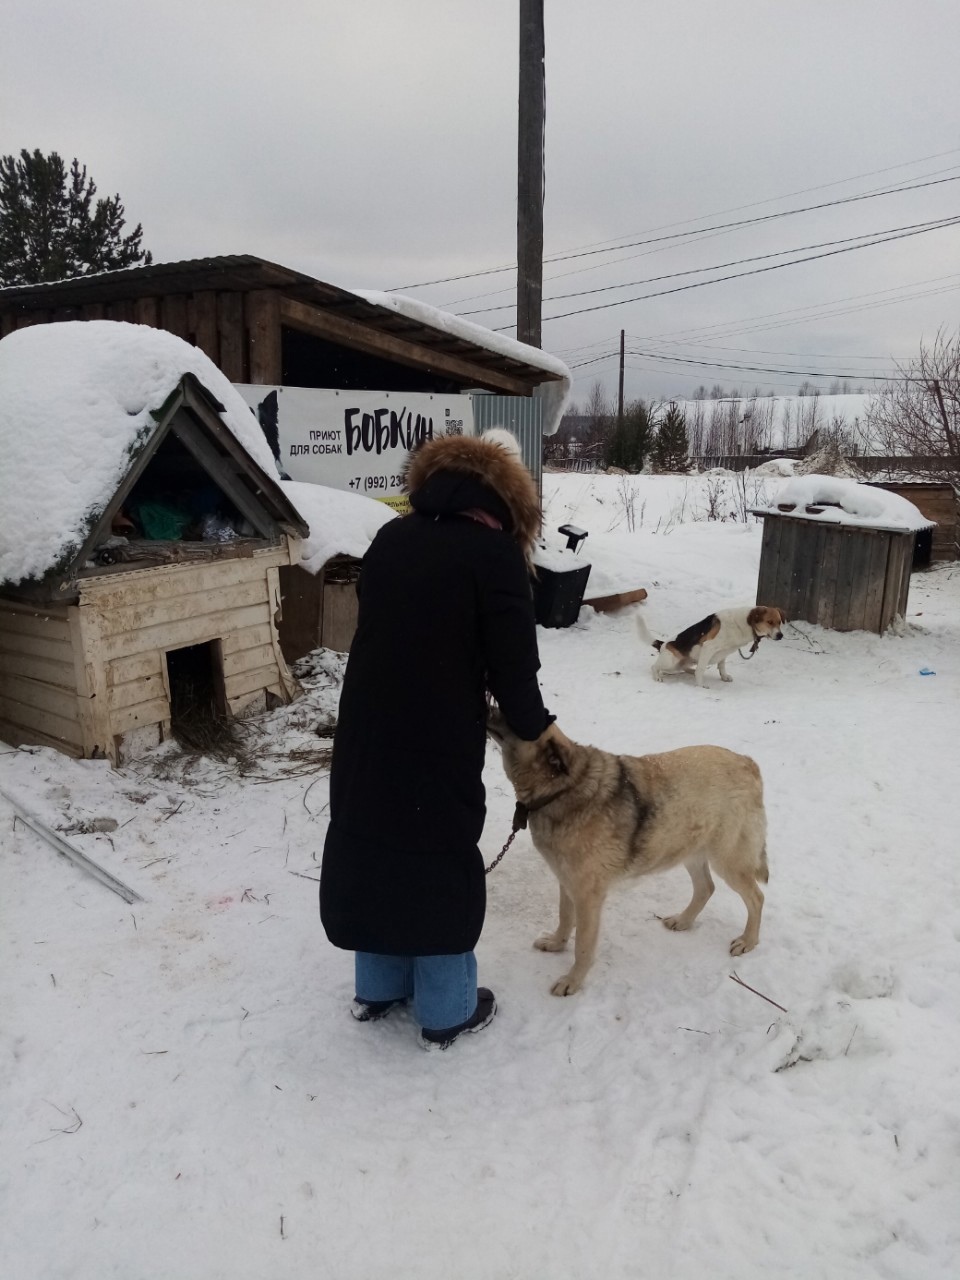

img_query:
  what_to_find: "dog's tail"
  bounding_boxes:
[635,610,663,652]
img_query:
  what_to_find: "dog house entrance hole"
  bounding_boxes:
[165,640,228,751]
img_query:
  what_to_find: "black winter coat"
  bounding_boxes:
[319,435,550,956]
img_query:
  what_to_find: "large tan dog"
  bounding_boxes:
[487,710,769,995]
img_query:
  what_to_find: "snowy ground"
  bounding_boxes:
[2,474,958,1280]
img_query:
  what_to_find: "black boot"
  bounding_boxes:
[418,988,497,1050]
[350,996,408,1022]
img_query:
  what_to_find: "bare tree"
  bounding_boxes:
[584,379,612,464]
[867,328,960,478]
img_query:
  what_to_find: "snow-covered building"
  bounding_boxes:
[0,322,311,764]
[0,254,572,482]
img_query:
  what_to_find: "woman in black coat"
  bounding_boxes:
[320,429,551,1049]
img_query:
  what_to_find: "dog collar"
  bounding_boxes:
[513,788,569,830]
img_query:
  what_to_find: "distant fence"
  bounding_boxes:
[695,454,958,476]
[545,458,599,473]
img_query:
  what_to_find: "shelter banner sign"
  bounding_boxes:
[235,386,475,510]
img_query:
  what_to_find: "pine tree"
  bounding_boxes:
[652,402,690,473]
[0,149,152,287]
[604,399,654,471]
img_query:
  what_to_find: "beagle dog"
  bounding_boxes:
[637,606,786,687]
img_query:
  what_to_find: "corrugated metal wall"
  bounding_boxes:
[471,394,543,486]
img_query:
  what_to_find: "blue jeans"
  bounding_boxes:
[355,951,478,1031]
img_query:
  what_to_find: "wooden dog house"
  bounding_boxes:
[0,322,309,764]
[752,477,933,634]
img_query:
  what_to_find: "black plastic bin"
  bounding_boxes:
[532,563,592,628]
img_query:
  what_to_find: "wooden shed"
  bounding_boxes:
[752,478,933,634]
[0,254,567,403]
[865,480,958,564]
[0,323,309,765]
[0,255,571,659]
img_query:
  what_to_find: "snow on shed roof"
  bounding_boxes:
[0,321,305,587]
[754,474,934,532]
[278,480,395,575]
[353,290,573,434]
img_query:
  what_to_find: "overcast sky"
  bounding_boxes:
[5,1,960,406]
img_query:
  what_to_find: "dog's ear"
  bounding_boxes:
[777,607,788,625]
[543,736,570,776]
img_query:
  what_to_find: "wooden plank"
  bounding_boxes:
[106,300,135,324]
[841,532,872,631]
[0,694,84,745]
[95,601,271,661]
[160,293,189,339]
[0,632,73,664]
[0,673,80,721]
[862,532,890,634]
[0,650,77,689]
[111,697,170,737]
[277,564,323,664]
[0,718,84,757]
[189,290,219,362]
[227,687,267,718]
[583,587,648,613]
[0,599,70,635]
[795,523,825,623]
[246,290,282,384]
[221,622,274,655]
[890,535,911,624]
[134,296,159,327]
[816,527,842,629]
[83,302,106,321]
[93,578,268,638]
[106,651,164,686]
[265,565,298,700]
[73,598,112,754]
[79,552,286,609]
[225,663,280,700]
[771,519,797,619]
[109,673,167,712]
[218,292,245,381]
[0,313,16,337]
[222,643,275,677]
[280,296,531,397]
[321,580,360,652]
[755,517,779,605]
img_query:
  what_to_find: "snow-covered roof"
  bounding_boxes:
[278,480,395,574]
[754,474,934,532]
[0,321,306,586]
[354,290,573,435]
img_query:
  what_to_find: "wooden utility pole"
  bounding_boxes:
[617,329,625,427]
[517,0,545,348]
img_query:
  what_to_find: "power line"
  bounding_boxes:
[462,214,960,316]
[491,214,960,328]
[390,160,960,291]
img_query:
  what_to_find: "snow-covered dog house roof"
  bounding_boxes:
[750,475,933,635]
[0,321,309,594]
[753,475,934,534]
[0,321,319,765]
[0,254,572,435]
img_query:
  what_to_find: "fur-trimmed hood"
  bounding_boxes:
[404,434,541,557]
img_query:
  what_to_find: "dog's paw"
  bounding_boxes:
[729,934,758,956]
[534,932,567,952]
[661,914,692,932]
[550,973,581,996]
[720,672,733,683]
